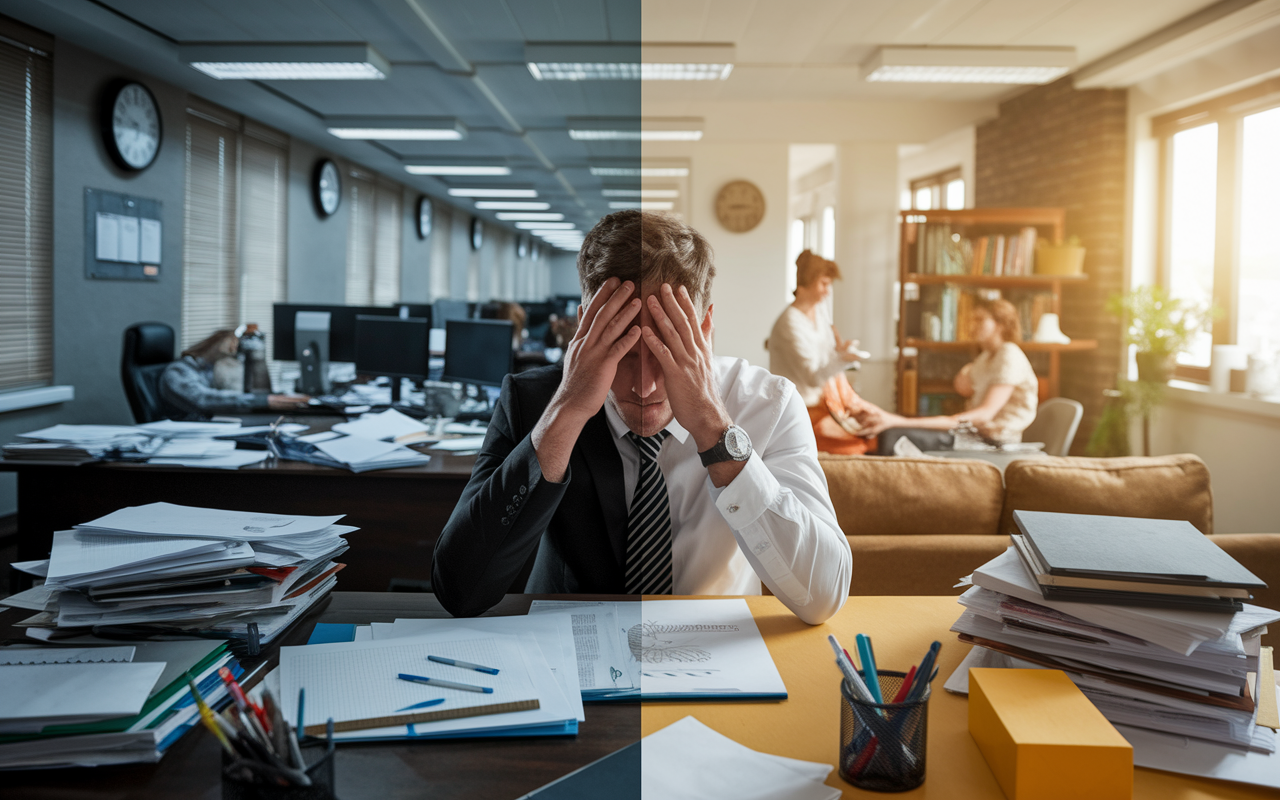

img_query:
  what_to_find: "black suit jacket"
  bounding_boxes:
[432,364,631,617]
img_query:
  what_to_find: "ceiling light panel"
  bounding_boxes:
[517,222,576,229]
[862,47,1075,85]
[448,188,538,198]
[325,117,465,140]
[601,189,680,198]
[474,202,550,210]
[591,167,689,177]
[181,44,390,80]
[404,165,512,176]
[608,201,674,210]
[525,43,734,81]
[495,212,564,221]
[568,117,703,142]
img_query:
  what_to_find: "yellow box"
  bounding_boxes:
[969,668,1132,800]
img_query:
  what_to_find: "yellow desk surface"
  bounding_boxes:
[639,596,1270,799]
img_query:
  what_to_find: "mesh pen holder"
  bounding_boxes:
[221,736,337,800]
[838,671,930,793]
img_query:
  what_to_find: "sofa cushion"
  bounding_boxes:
[846,535,1010,595]
[1000,454,1213,536]
[819,455,1004,536]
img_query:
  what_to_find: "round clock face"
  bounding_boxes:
[715,180,766,233]
[724,426,752,459]
[416,196,432,239]
[105,81,161,171]
[314,160,341,217]
[470,217,484,250]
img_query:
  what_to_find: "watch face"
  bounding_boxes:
[109,82,161,170]
[315,160,341,216]
[417,196,432,239]
[725,426,751,459]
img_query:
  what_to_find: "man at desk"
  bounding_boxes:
[434,211,851,624]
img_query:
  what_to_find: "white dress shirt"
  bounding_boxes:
[767,305,848,406]
[602,356,852,624]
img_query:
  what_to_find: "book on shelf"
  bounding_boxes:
[911,223,1039,276]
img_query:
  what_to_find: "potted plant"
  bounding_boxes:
[1106,286,1213,383]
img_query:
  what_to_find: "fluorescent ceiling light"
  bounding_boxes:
[525,43,734,81]
[326,117,464,140]
[602,189,680,198]
[862,47,1074,84]
[609,201,674,210]
[181,44,389,80]
[495,212,564,221]
[474,201,550,210]
[591,167,689,177]
[404,165,511,176]
[448,188,537,198]
[569,117,703,141]
[517,222,576,230]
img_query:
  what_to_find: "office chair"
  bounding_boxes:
[121,322,175,423]
[1021,397,1084,457]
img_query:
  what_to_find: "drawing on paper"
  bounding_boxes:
[628,621,740,664]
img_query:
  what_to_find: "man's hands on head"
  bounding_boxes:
[532,278,641,483]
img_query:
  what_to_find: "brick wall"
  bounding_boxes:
[975,76,1126,454]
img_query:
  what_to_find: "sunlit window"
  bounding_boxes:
[1238,107,1280,357]
[1167,123,1217,366]
[913,187,932,210]
[945,179,965,209]
[787,217,804,297]
[821,206,835,259]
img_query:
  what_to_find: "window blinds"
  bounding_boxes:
[0,31,52,392]
[345,171,401,306]
[238,124,288,381]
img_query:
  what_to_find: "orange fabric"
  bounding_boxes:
[808,373,875,455]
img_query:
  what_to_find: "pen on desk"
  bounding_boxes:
[855,635,884,704]
[427,654,500,675]
[187,678,236,757]
[398,673,494,693]
[397,698,447,712]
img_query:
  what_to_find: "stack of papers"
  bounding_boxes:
[949,547,1280,787]
[642,717,840,800]
[0,639,238,768]
[331,408,428,441]
[271,430,432,472]
[8,503,351,650]
[4,424,151,461]
[3,421,286,470]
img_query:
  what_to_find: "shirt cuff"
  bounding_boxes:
[710,453,780,528]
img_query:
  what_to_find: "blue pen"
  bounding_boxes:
[395,698,446,712]
[296,687,305,743]
[398,673,493,694]
[855,634,883,704]
[906,642,942,703]
[427,655,500,675]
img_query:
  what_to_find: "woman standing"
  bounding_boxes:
[767,250,872,454]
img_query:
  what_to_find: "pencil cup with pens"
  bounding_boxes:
[222,736,336,800]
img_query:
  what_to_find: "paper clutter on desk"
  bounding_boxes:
[969,669,1132,800]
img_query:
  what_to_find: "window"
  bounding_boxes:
[910,168,964,211]
[1154,77,1280,374]
[0,24,52,393]
[344,170,401,306]
[182,101,288,378]
[821,206,835,259]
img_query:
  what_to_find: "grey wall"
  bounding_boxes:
[400,186,431,304]
[550,253,581,298]
[285,138,349,304]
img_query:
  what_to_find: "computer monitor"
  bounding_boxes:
[442,319,514,388]
[272,304,401,362]
[294,311,331,395]
[521,301,556,346]
[432,299,472,330]
[354,315,430,404]
[397,304,433,326]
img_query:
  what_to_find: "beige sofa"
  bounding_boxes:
[818,453,1280,643]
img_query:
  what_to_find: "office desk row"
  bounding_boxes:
[4,594,1267,800]
[0,417,481,592]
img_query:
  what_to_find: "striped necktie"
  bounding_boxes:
[625,430,673,595]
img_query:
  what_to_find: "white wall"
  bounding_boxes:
[898,125,976,208]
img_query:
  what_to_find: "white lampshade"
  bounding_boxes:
[1032,313,1071,344]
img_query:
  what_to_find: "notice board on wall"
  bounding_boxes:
[84,187,162,280]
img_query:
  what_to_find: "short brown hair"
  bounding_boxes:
[795,249,841,291]
[973,297,1021,343]
[183,329,237,362]
[577,210,715,312]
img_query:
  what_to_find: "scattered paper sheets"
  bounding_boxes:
[331,408,427,441]
[0,662,164,733]
[528,601,636,696]
[641,717,840,800]
[78,503,343,540]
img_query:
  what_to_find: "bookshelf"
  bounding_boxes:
[896,208,1097,416]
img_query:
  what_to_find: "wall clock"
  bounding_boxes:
[470,217,484,250]
[416,196,433,239]
[714,180,766,233]
[313,160,342,217]
[101,80,161,171]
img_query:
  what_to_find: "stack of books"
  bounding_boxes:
[7,502,351,652]
[949,511,1279,767]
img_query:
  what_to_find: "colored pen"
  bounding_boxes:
[398,673,493,693]
[296,688,306,744]
[428,654,500,675]
[856,634,884,704]
[187,678,236,756]
[827,635,878,706]
[891,666,918,704]
[220,666,271,733]
[906,642,942,703]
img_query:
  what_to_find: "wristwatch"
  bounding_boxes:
[699,424,752,467]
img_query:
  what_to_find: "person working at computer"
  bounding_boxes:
[433,211,852,625]
[160,329,309,420]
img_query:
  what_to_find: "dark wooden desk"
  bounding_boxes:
[0,592,640,800]
[0,418,478,592]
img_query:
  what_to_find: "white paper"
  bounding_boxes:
[94,212,120,261]
[0,662,164,732]
[137,420,242,437]
[527,602,634,694]
[0,646,135,666]
[0,584,59,611]
[77,502,342,540]
[48,530,229,582]
[641,717,840,800]
[117,216,140,263]
[139,218,161,264]
[429,436,485,452]
[332,409,428,441]
[1122,724,1280,789]
[314,435,408,465]
[148,450,270,470]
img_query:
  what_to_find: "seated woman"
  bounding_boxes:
[767,250,874,454]
[160,329,308,420]
[855,297,1039,454]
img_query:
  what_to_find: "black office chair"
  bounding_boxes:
[121,322,175,423]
